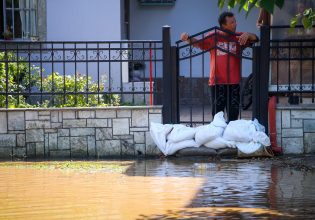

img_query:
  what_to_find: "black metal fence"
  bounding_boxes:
[267,25,315,104]
[0,40,163,108]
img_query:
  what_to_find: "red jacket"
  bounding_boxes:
[196,31,246,85]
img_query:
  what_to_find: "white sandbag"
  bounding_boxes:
[223,119,256,143]
[150,122,173,155]
[211,111,228,128]
[195,125,224,146]
[253,131,271,146]
[167,124,196,143]
[253,118,266,133]
[204,137,236,150]
[235,142,262,154]
[195,112,227,146]
[165,139,198,156]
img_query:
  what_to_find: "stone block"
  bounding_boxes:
[149,108,162,114]
[113,118,129,135]
[87,136,96,158]
[96,110,116,118]
[304,120,315,132]
[134,132,145,144]
[132,110,148,127]
[70,128,95,136]
[78,110,95,119]
[282,129,303,137]
[38,111,50,116]
[62,111,76,119]
[38,115,50,121]
[49,133,58,150]
[113,135,133,140]
[121,139,135,156]
[149,113,162,125]
[281,110,290,128]
[291,119,303,128]
[96,140,121,157]
[44,134,49,150]
[0,147,12,159]
[291,110,315,119]
[0,112,7,133]
[51,123,62,129]
[45,129,58,133]
[96,128,112,140]
[117,109,131,118]
[145,131,161,156]
[26,143,36,157]
[70,137,87,157]
[51,111,59,123]
[25,111,38,120]
[58,137,70,150]
[26,120,51,129]
[17,134,25,147]
[36,142,45,157]
[50,150,70,158]
[87,119,108,127]
[130,127,149,132]
[0,134,16,147]
[304,133,315,153]
[276,110,282,134]
[135,144,145,156]
[13,147,26,159]
[108,119,112,127]
[8,112,25,130]
[58,129,70,137]
[282,137,303,154]
[26,129,45,143]
[63,119,86,128]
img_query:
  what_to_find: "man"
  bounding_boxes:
[180,11,258,122]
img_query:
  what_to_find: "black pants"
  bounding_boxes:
[210,84,240,122]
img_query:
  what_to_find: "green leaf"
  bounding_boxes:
[260,0,275,14]
[274,0,284,9]
[302,17,313,29]
[246,0,258,17]
[290,16,298,28]
[238,0,247,12]
[228,0,236,9]
[218,0,225,9]
[303,8,312,16]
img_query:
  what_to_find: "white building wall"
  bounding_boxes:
[46,0,122,41]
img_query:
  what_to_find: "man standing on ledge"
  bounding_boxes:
[180,11,258,122]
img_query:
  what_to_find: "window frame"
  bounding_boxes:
[2,0,38,40]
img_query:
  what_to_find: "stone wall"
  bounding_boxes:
[0,106,162,159]
[276,105,315,154]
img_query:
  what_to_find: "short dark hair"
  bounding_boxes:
[218,11,234,27]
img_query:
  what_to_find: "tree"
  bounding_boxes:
[217,0,314,29]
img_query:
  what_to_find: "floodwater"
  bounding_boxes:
[0,158,315,220]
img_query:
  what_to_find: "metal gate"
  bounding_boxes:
[175,26,255,126]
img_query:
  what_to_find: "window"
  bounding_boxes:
[139,0,176,6]
[1,0,38,40]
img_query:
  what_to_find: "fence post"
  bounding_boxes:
[259,25,270,131]
[252,46,261,121]
[171,46,179,124]
[162,25,172,124]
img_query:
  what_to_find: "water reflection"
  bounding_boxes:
[0,158,315,219]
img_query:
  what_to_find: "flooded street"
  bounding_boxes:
[0,158,315,219]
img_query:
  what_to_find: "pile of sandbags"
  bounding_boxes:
[150,112,271,156]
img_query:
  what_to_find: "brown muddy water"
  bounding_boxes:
[0,158,315,220]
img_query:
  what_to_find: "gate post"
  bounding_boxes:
[259,25,270,131]
[162,26,172,124]
[252,46,261,121]
[171,46,179,124]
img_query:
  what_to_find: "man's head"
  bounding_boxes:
[218,12,236,32]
